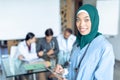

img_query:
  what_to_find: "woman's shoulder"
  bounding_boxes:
[18,40,26,47]
[18,40,25,45]
[93,35,113,49]
[88,35,114,59]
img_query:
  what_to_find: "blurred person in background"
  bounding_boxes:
[57,28,76,66]
[36,28,59,80]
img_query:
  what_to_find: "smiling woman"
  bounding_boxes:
[0,0,61,40]
[76,10,91,35]
[55,4,115,80]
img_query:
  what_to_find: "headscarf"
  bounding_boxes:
[76,4,101,49]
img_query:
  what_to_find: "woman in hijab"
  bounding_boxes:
[55,4,115,80]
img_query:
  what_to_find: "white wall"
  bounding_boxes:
[83,0,120,60]
[83,0,96,6]
[97,0,119,36]
[97,0,120,60]
[108,0,120,60]
[0,0,61,40]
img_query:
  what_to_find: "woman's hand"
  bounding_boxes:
[18,55,24,60]
[55,64,64,75]
[49,64,67,80]
[55,64,68,80]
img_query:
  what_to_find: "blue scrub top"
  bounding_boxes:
[67,35,115,80]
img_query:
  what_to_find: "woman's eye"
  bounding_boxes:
[84,19,90,22]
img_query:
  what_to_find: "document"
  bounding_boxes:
[21,53,44,63]
[22,58,44,63]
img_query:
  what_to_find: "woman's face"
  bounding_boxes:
[76,12,91,35]
[30,37,36,43]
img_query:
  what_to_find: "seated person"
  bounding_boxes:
[36,28,59,80]
[17,32,38,80]
[36,28,59,63]
[57,28,76,66]
[17,32,50,80]
[17,32,38,61]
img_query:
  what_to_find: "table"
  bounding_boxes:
[1,57,47,80]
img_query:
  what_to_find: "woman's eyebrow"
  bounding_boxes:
[84,16,89,18]
[76,16,89,19]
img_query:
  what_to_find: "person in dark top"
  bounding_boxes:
[36,28,59,80]
[36,28,59,61]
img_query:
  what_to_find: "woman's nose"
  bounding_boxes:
[79,20,85,27]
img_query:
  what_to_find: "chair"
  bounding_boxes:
[9,46,18,75]
[10,46,18,59]
[10,46,37,80]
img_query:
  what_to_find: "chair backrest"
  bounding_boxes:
[10,46,18,58]
[9,46,18,74]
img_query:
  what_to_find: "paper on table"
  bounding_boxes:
[24,53,38,60]
[22,53,44,63]
[22,58,44,64]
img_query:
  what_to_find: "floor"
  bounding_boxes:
[114,60,120,80]
[0,47,120,80]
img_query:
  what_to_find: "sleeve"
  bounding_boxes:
[53,37,59,56]
[17,43,30,59]
[17,42,38,60]
[94,45,115,80]
[36,38,48,57]
[36,39,43,53]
